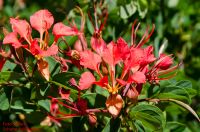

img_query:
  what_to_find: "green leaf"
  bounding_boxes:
[51,72,80,94]
[2,60,17,71]
[26,111,46,124]
[137,0,148,18]
[168,0,179,8]
[157,80,196,103]
[0,89,9,110]
[38,99,50,112]
[175,80,192,88]
[129,104,166,131]
[45,57,60,77]
[81,93,106,108]
[119,1,137,19]
[0,71,25,83]
[158,86,191,103]
[86,17,94,35]
[164,121,186,132]
[167,99,200,122]
[52,72,80,86]
[49,80,78,94]
[11,100,34,113]
[175,80,196,98]
[40,84,50,96]
[102,117,121,132]
[117,0,132,6]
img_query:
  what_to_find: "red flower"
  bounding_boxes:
[102,38,130,67]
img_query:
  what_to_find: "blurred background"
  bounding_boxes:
[0,0,200,131]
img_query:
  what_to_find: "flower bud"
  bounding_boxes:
[126,87,138,103]
[88,113,97,126]
[157,54,173,70]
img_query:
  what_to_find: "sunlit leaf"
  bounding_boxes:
[129,104,166,131]
[0,89,9,110]
[0,71,25,83]
[38,99,50,112]
[119,1,137,19]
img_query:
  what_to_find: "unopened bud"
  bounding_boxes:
[88,113,97,126]
[157,54,173,70]
[126,87,138,103]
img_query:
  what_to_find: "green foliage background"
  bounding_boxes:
[0,0,200,131]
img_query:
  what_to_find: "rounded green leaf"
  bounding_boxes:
[129,104,166,131]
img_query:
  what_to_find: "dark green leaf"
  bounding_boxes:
[26,111,46,124]
[164,121,186,132]
[102,117,121,132]
[51,72,80,94]
[158,86,191,103]
[81,93,106,108]
[52,72,80,86]
[45,57,60,77]
[129,104,166,131]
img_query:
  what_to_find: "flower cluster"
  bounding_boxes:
[2,9,178,123]
[3,9,80,80]
[71,22,178,118]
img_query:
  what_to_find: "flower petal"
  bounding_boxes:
[41,44,58,57]
[80,50,101,71]
[106,94,123,118]
[30,9,54,34]
[30,39,42,56]
[3,32,22,48]
[37,59,50,81]
[91,37,106,56]
[140,45,156,66]
[93,76,108,87]
[53,22,79,41]
[10,18,32,41]
[103,38,130,67]
[129,71,146,83]
[79,71,95,90]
